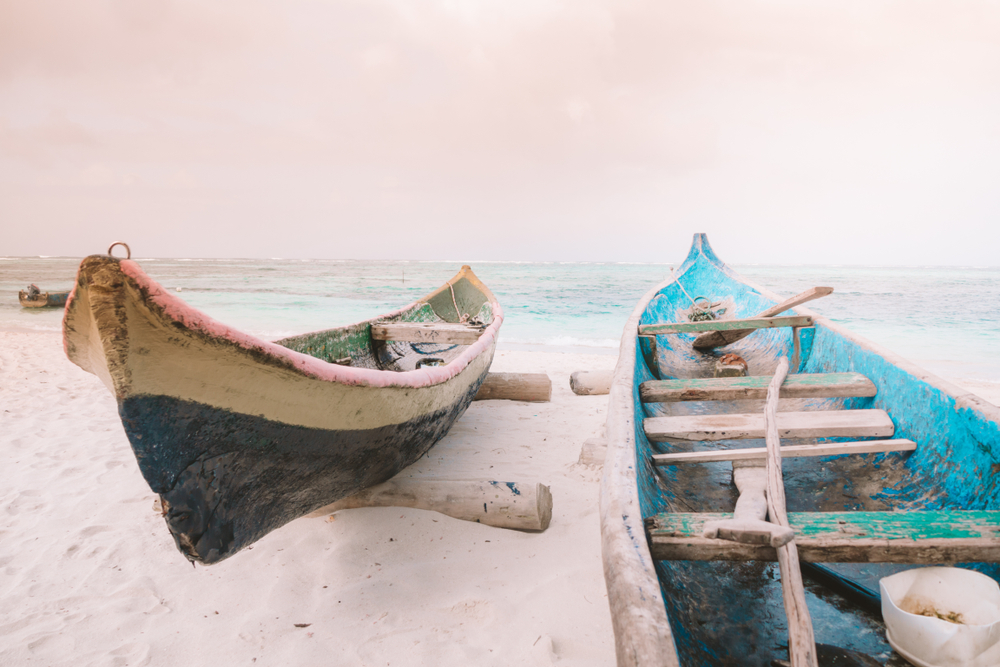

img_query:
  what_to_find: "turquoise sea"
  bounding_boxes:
[2,256,998,384]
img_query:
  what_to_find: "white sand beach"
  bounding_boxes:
[2,331,998,667]
[0,331,618,667]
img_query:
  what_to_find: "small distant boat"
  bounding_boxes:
[64,245,502,565]
[601,234,1000,666]
[19,284,70,308]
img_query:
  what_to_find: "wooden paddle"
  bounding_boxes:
[692,286,833,351]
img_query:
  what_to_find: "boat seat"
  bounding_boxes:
[640,373,876,403]
[644,409,895,443]
[371,322,485,345]
[638,315,812,336]
[652,439,916,466]
[645,510,1000,564]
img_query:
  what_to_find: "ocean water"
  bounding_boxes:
[1,256,997,383]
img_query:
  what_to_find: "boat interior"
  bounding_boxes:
[631,236,1000,666]
[277,265,496,373]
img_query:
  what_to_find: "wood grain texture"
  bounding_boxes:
[691,286,832,350]
[311,479,553,531]
[638,315,812,336]
[652,439,916,465]
[639,372,876,403]
[473,372,551,402]
[644,409,895,442]
[371,321,485,344]
[648,510,1000,562]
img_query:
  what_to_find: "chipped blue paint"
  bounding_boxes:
[623,234,1000,666]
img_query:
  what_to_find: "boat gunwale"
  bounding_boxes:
[64,256,503,391]
[601,233,1000,666]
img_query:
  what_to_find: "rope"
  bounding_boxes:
[447,281,470,324]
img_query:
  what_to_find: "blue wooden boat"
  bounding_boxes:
[64,249,502,565]
[19,284,70,308]
[601,234,1000,666]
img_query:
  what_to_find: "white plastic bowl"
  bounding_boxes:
[881,567,1000,667]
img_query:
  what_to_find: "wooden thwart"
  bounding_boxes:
[646,510,1000,563]
[652,439,916,466]
[644,409,894,442]
[640,372,876,403]
[639,315,812,336]
[371,321,485,345]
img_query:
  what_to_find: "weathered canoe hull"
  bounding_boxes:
[601,234,1000,666]
[65,255,501,564]
[19,290,69,308]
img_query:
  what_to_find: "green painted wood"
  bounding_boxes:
[639,372,876,403]
[648,510,1000,541]
[638,315,813,335]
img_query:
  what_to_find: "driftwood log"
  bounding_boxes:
[569,370,613,396]
[578,437,608,466]
[474,372,551,402]
[308,478,553,532]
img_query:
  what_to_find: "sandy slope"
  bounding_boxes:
[0,332,617,667]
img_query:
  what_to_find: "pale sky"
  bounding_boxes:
[2,1,999,264]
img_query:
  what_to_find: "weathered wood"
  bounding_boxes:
[702,461,795,548]
[644,409,894,442]
[579,437,608,466]
[639,315,812,336]
[691,286,833,350]
[371,321,485,345]
[647,510,1000,562]
[570,370,613,396]
[652,439,916,466]
[309,479,553,532]
[473,372,551,402]
[640,372,876,403]
[763,358,818,667]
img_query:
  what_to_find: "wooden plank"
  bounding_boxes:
[692,286,832,350]
[473,372,551,402]
[371,321,484,344]
[646,510,1000,563]
[652,439,916,465]
[638,315,813,336]
[644,409,895,442]
[640,372,876,403]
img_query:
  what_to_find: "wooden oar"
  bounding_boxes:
[765,358,818,667]
[692,286,833,351]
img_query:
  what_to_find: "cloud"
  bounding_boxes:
[1,0,999,262]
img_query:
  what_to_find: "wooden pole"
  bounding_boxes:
[692,286,832,350]
[570,370,613,396]
[473,372,552,402]
[307,478,553,532]
[766,357,818,667]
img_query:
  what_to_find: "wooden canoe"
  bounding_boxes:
[19,286,70,308]
[602,234,1000,666]
[64,254,502,565]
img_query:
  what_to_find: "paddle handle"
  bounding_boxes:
[691,286,833,350]
[757,286,833,318]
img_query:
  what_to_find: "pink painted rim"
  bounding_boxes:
[112,259,502,389]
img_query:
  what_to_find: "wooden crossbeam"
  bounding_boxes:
[651,439,916,466]
[640,373,876,403]
[371,321,484,345]
[646,510,1000,563]
[638,315,812,336]
[644,409,894,443]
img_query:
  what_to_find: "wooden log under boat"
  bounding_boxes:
[601,233,1000,666]
[64,254,503,565]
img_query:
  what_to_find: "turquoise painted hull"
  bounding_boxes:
[601,234,1000,666]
